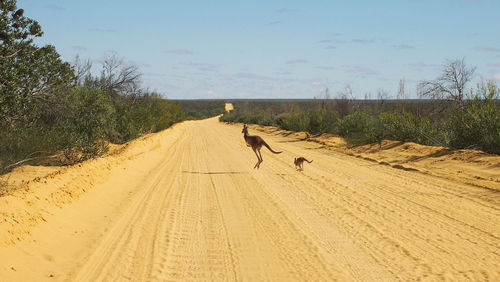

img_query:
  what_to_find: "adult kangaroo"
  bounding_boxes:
[242,124,282,169]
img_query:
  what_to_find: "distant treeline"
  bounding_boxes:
[221,83,500,154]
[174,100,226,120]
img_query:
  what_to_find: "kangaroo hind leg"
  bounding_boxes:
[253,148,261,169]
[257,149,263,169]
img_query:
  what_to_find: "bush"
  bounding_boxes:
[0,87,185,173]
[448,82,500,153]
[62,87,115,160]
[1,1,187,174]
[309,109,340,134]
[277,112,310,132]
[0,87,115,171]
[220,87,499,153]
[378,113,443,146]
[176,100,225,120]
[111,93,184,143]
[339,112,382,145]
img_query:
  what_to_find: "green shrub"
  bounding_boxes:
[0,1,187,174]
[176,100,225,120]
[378,113,443,146]
[339,112,382,145]
[277,112,310,132]
[220,88,499,153]
[308,109,340,134]
[1,88,184,173]
[111,93,184,143]
[63,87,115,160]
[448,82,500,153]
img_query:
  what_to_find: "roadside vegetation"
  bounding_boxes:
[0,1,187,173]
[221,69,500,154]
[2,0,498,176]
[175,100,226,120]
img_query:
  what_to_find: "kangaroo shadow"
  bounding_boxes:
[182,171,248,175]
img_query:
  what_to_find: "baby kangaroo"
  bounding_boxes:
[242,124,282,169]
[294,157,313,171]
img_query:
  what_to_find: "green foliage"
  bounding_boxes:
[221,88,499,154]
[378,113,443,146]
[220,109,275,126]
[448,82,500,153]
[2,87,111,169]
[176,100,225,120]
[339,112,382,146]
[277,112,309,132]
[112,93,184,143]
[1,1,73,124]
[273,110,338,134]
[0,1,185,173]
[0,123,63,170]
[0,86,114,168]
[309,109,339,134]
[61,87,115,160]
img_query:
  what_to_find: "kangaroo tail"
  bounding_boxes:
[263,141,282,154]
[305,159,313,163]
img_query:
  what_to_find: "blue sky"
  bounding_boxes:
[17,0,500,99]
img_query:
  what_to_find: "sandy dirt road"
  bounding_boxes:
[0,116,499,281]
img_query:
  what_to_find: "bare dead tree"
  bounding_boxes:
[397,78,406,113]
[417,58,475,110]
[397,79,405,99]
[335,84,356,117]
[322,87,330,110]
[376,89,391,114]
[377,89,391,100]
[101,52,142,95]
[72,55,92,87]
[314,87,330,111]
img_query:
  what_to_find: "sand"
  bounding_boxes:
[0,111,499,281]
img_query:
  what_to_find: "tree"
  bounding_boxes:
[397,79,406,113]
[73,55,92,87]
[334,84,356,118]
[417,58,475,110]
[376,88,391,114]
[0,0,73,125]
[314,88,330,111]
[397,79,406,100]
[100,52,141,96]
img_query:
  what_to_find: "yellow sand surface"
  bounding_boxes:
[225,103,234,112]
[0,114,499,281]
